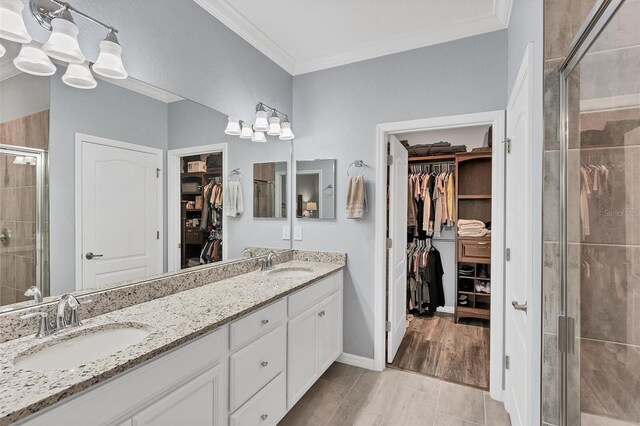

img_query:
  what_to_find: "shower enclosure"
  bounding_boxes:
[550,0,640,424]
[0,144,47,307]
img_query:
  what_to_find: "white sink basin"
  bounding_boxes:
[14,326,150,371]
[267,267,314,278]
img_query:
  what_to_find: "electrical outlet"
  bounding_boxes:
[294,226,303,241]
[282,225,291,240]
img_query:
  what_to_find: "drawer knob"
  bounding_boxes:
[261,414,269,421]
[261,361,269,367]
[261,319,269,325]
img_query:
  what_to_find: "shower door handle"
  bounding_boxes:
[85,252,103,260]
[511,300,527,312]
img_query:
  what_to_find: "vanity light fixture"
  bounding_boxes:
[13,42,57,76]
[239,121,254,139]
[92,30,128,79]
[251,129,267,143]
[0,41,6,58]
[62,62,97,89]
[0,0,32,43]
[253,103,269,132]
[224,117,242,136]
[42,7,85,63]
[267,110,281,136]
[279,119,295,140]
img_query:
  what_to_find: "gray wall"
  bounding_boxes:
[49,75,169,295]
[291,30,508,358]
[20,0,292,123]
[0,73,50,122]
[168,100,291,258]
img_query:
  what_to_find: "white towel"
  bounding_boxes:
[346,176,367,219]
[224,181,244,217]
[457,219,485,229]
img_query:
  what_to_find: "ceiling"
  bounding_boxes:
[194,0,513,75]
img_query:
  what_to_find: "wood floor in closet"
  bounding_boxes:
[389,313,490,390]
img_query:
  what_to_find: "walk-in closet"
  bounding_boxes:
[179,152,224,269]
[386,124,495,390]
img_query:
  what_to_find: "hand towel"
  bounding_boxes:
[346,175,367,219]
[224,181,244,217]
[457,219,486,228]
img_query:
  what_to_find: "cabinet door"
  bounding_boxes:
[316,290,343,374]
[287,306,318,408]
[131,363,225,426]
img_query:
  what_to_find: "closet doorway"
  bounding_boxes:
[167,144,227,272]
[374,111,506,400]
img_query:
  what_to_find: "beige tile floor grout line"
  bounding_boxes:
[325,367,365,424]
[432,382,441,426]
[379,370,401,422]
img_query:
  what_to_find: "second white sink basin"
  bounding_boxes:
[14,325,150,372]
[267,267,314,278]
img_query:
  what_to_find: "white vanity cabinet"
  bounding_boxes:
[19,270,343,426]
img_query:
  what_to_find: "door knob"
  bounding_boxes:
[512,300,527,312]
[85,252,104,260]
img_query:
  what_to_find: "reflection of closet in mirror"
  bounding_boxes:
[253,162,287,218]
[180,152,223,269]
[296,159,336,219]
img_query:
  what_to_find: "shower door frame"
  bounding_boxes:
[0,143,48,298]
[556,0,626,424]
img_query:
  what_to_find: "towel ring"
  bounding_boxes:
[347,160,366,177]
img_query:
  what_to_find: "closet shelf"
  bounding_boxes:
[458,195,491,200]
[408,154,457,162]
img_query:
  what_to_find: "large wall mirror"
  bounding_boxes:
[295,159,336,219]
[0,41,293,312]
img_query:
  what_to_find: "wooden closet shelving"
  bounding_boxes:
[455,151,492,322]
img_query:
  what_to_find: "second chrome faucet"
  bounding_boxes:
[21,294,91,339]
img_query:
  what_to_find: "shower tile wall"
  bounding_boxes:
[0,111,49,306]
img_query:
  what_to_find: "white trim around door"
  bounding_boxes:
[167,144,227,272]
[74,133,164,291]
[374,110,506,401]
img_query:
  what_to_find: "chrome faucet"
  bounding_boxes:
[24,286,43,304]
[241,248,254,258]
[21,294,91,338]
[266,251,279,269]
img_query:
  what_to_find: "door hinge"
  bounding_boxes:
[505,355,510,370]
[504,138,512,154]
[386,238,393,249]
[385,321,391,332]
[558,315,576,354]
[157,231,160,240]
[387,154,393,166]
[505,248,511,261]
[156,168,161,178]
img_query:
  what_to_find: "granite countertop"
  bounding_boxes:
[0,259,345,425]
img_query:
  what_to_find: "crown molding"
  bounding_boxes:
[199,0,513,75]
[95,76,184,103]
[0,60,22,82]
[193,0,296,74]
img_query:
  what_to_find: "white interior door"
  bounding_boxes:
[386,134,408,362]
[77,134,162,290]
[504,44,535,425]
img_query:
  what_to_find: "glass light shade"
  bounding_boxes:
[251,130,266,143]
[92,39,128,79]
[13,42,57,76]
[240,122,254,139]
[279,122,295,140]
[224,117,241,135]
[62,62,97,89]
[267,116,281,136]
[253,110,269,132]
[0,0,32,43]
[42,16,86,64]
[0,41,5,58]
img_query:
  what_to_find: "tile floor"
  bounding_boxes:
[279,362,511,426]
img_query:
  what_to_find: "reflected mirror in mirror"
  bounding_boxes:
[295,159,336,219]
[253,162,288,218]
[0,40,292,312]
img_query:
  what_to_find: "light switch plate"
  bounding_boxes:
[282,225,291,240]
[294,226,303,241]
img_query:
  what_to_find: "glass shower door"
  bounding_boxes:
[559,0,640,424]
[0,145,46,307]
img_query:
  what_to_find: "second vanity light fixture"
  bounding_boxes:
[225,102,295,142]
[0,0,128,89]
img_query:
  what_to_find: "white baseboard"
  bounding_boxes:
[437,306,455,314]
[337,353,377,370]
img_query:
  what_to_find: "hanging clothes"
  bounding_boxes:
[406,239,445,316]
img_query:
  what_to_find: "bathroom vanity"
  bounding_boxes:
[0,254,344,426]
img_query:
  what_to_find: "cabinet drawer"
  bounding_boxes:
[288,270,343,318]
[185,229,202,244]
[230,299,286,352]
[458,239,491,262]
[229,325,286,412]
[229,373,286,426]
